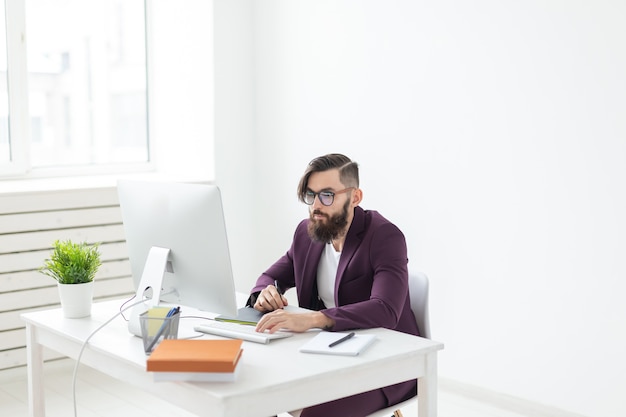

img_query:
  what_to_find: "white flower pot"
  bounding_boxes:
[57,281,94,318]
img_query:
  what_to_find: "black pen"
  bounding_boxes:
[328,332,355,348]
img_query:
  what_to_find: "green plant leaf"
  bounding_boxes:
[39,240,102,284]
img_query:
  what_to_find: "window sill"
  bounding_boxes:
[0,172,212,196]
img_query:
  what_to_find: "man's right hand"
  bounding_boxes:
[253,284,288,312]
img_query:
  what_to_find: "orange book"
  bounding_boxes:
[147,339,243,373]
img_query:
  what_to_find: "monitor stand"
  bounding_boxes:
[127,246,171,336]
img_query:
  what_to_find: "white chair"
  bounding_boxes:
[366,271,431,417]
[286,272,432,417]
[408,270,431,339]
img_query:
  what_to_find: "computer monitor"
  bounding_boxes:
[117,180,238,336]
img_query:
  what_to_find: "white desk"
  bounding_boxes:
[22,299,443,417]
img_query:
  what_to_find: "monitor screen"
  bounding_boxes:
[117,180,238,335]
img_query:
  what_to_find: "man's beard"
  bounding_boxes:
[307,199,350,243]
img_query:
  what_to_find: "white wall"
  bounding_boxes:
[212,0,258,285]
[148,0,214,180]
[214,2,626,416]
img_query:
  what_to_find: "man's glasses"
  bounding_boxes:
[304,187,354,206]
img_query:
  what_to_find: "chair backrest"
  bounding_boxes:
[408,271,431,339]
[364,271,432,417]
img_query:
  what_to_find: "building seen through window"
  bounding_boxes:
[26,0,148,169]
[1,0,149,174]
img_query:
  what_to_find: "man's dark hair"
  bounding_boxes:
[297,153,359,203]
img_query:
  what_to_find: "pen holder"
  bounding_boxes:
[140,307,180,354]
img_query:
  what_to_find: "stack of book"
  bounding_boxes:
[146,339,243,382]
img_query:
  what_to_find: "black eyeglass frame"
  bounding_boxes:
[303,187,355,206]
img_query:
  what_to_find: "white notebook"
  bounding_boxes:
[299,331,376,356]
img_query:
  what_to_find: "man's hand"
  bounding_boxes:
[256,309,335,334]
[253,284,288,312]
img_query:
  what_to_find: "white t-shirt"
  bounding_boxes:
[317,243,341,308]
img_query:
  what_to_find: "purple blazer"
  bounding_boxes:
[252,206,419,405]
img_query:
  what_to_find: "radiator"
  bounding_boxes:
[0,186,134,370]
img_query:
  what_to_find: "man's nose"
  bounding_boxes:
[312,194,325,208]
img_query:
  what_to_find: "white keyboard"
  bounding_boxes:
[194,321,293,344]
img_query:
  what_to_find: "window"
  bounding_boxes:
[0,1,9,165]
[2,0,149,177]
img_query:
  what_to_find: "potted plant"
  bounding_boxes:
[40,239,102,318]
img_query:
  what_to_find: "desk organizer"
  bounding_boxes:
[140,307,180,354]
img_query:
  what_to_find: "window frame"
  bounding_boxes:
[1,0,156,179]
[3,0,29,176]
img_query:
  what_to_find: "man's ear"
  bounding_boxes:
[352,188,363,206]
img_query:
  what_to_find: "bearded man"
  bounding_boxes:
[248,153,419,417]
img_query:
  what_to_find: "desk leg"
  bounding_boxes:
[25,323,45,417]
[417,352,438,417]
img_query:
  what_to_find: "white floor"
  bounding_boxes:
[0,358,530,417]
